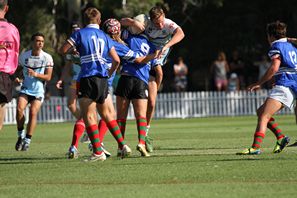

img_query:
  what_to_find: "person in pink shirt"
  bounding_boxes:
[0,0,20,130]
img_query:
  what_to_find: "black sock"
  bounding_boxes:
[25,134,32,139]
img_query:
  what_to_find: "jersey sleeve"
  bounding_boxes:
[165,18,180,35]
[18,53,25,67]
[45,54,54,68]
[268,44,281,60]
[68,31,81,47]
[115,42,137,63]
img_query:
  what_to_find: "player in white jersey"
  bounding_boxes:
[15,32,54,151]
[121,6,185,152]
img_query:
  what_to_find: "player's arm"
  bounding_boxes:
[28,66,53,82]
[158,27,184,58]
[108,46,120,77]
[56,60,72,89]
[287,37,297,46]
[120,18,145,32]
[59,41,73,55]
[247,57,280,91]
[134,50,159,64]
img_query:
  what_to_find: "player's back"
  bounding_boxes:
[0,20,20,74]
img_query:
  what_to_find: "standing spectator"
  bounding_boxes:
[237,21,293,155]
[229,50,245,88]
[173,57,188,92]
[0,0,20,131]
[15,33,54,151]
[254,54,272,89]
[210,51,229,91]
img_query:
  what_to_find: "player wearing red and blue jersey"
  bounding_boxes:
[237,21,295,155]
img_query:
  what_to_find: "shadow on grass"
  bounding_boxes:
[0,156,66,165]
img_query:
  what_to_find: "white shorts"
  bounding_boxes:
[268,85,296,109]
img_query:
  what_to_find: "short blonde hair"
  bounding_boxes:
[83,7,101,25]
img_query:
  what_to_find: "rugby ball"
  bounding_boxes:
[128,14,149,35]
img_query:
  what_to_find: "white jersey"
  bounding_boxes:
[19,50,54,98]
[145,18,179,47]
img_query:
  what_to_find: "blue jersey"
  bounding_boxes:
[268,38,297,94]
[106,40,138,87]
[121,30,157,84]
[68,24,114,80]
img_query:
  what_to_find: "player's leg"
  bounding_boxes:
[22,97,43,151]
[237,98,283,155]
[132,98,150,157]
[15,94,29,151]
[0,102,6,131]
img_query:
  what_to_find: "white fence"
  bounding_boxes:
[4,90,293,124]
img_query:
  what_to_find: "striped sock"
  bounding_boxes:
[252,132,265,149]
[71,119,85,148]
[98,119,108,144]
[267,117,285,140]
[117,119,126,138]
[107,120,125,149]
[137,117,147,145]
[86,124,103,155]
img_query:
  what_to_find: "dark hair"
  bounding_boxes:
[266,21,287,39]
[149,6,164,20]
[83,7,101,25]
[31,32,45,41]
[0,0,8,10]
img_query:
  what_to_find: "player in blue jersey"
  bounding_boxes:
[237,21,295,155]
[15,32,54,151]
[121,7,185,152]
[60,7,130,162]
[115,28,158,157]
[99,18,157,156]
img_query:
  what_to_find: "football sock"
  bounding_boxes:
[71,119,85,148]
[86,124,103,155]
[117,118,126,138]
[267,117,285,140]
[107,120,125,149]
[137,117,147,145]
[98,119,108,143]
[252,132,265,149]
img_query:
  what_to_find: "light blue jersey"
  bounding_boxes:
[268,38,297,94]
[68,24,114,80]
[65,54,81,81]
[18,50,54,98]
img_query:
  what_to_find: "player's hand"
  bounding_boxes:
[157,46,169,59]
[15,77,23,84]
[28,68,37,77]
[56,80,63,89]
[0,44,6,49]
[247,83,261,92]
[133,20,145,32]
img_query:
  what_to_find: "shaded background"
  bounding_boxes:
[5,0,297,94]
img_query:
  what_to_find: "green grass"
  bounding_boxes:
[1,115,297,198]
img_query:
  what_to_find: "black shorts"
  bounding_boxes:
[0,72,13,103]
[78,75,108,104]
[19,93,43,103]
[115,75,148,100]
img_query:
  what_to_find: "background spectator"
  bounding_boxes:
[227,73,240,92]
[210,51,229,91]
[253,54,272,89]
[229,50,245,89]
[173,57,188,92]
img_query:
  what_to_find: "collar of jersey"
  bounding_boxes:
[86,24,99,29]
[272,38,287,44]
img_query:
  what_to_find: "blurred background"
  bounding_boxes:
[6,0,297,95]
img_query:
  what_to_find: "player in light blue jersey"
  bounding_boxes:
[15,32,54,151]
[60,7,130,162]
[115,28,158,157]
[237,21,294,155]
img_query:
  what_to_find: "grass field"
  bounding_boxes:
[0,115,297,198]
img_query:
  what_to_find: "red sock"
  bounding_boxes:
[107,120,125,149]
[137,117,147,145]
[252,132,265,149]
[267,117,285,140]
[98,119,108,143]
[86,124,103,155]
[71,119,85,148]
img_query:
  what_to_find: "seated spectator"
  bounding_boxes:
[228,73,240,92]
